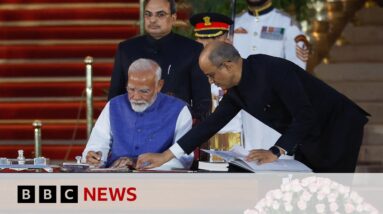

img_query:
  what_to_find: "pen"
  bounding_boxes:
[167,64,171,75]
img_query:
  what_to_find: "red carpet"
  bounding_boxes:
[0,101,105,120]
[0,63,112,77]
[1,25,139,40]
[0,82,110,97]
[0,0,192,161]
[0,124,88,140]
[0,8,140,21]
[0,44,116,59]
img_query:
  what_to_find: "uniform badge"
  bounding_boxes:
[260,26,285,40]
[295,34,310,62]
[203,16,212,26]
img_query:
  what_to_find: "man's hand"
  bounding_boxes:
[136,150,174,170]
[245,149,278,164]
[110,157,135,169]
[86,151,102,165]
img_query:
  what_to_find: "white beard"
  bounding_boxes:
[131,102,150,112]
[130,94,157,113]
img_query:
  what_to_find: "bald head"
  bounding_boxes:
[199,41,243,90]
[200,41,241,68]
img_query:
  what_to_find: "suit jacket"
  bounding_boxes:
[108,32,211,120]
[178,54,369,172]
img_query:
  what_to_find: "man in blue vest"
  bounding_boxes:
[82,58,194,170]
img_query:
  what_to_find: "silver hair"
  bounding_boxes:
[208,42,241,67]
[128,58,162,81]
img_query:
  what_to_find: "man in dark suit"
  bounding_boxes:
[137,41,369,172]
[108,0,211,120]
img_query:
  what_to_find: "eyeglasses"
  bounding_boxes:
[144,11,171,19]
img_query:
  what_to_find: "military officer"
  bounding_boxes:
[233,0,309,68]
[189,12,233,46]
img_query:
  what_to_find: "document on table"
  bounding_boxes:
[202,145,312,172]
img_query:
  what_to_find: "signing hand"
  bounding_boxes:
[245,149,278,165]
[110,157,135,169]
[86,151,102,165]
[137,150,174,170]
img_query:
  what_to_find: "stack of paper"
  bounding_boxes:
[202,146,312,173]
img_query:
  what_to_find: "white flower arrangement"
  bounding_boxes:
[244,176,379,214]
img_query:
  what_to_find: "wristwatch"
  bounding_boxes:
[269,146,281,158]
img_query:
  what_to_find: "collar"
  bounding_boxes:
[145,32,174,46]
[227,58,247,94]
[248,2,273,17]
[236,58,248,90]
[225,59,248,107]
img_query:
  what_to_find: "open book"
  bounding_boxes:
[202,145,312,172]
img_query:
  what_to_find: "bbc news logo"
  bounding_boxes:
[17,185,137,203]
[18,185,78,203]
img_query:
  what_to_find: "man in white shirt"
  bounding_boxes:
[82,58,193,170]
[233,0,310,155]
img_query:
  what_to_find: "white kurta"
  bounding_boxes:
[82,102,194,169]
[233,9,306,158]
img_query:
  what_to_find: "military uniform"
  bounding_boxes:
[108,32,211,120]
[233,4,308,68]
[233,3,309,154]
